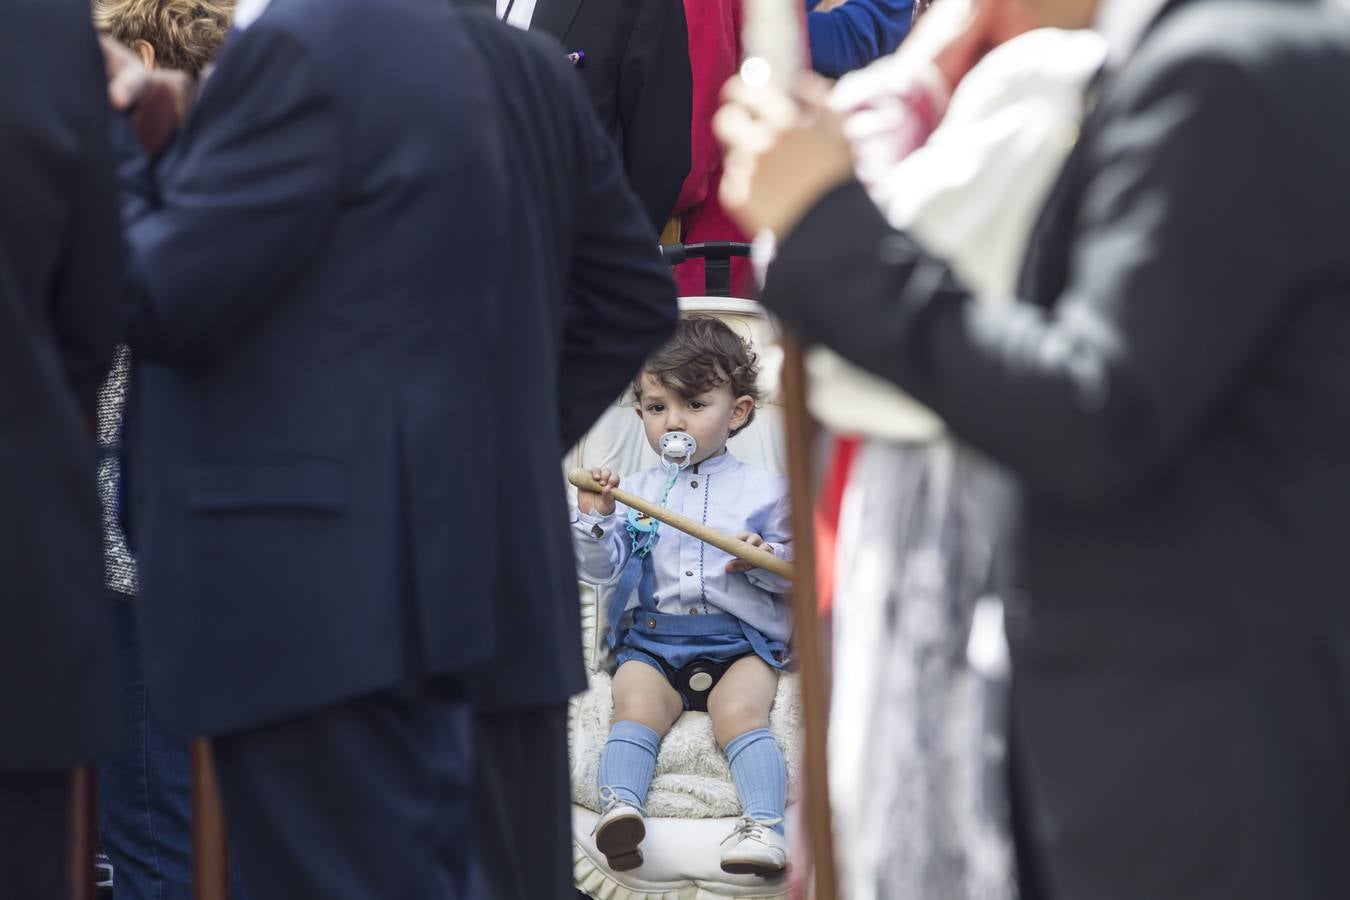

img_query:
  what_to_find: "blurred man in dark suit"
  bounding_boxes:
[0,0,122,896]
[487,0,693,234]
[104,0,675,896]
[458,10,678,898]
[718,0,1350,898]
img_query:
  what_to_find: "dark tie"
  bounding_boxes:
[1014,63,1108,306]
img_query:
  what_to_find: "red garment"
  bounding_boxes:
[671,0,752,297]
[672,0,810,298]
[814,436,859,614]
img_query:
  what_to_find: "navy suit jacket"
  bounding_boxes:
[529,0,692,233]
[0,0,121,769]
[124,0,675,734]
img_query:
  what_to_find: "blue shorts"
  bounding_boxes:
[615,610,790,676]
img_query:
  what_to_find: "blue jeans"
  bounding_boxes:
[97,593,247,900]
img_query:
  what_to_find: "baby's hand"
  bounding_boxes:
[578,467,619,517]
[726,532,772,573]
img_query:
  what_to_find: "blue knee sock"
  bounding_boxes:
[598,721,661,809]
[725,727,787,835]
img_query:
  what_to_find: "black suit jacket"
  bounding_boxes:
[458,11,678,709]
[529,0,692,233]
[0,0,121,770]
[123,0,675,735]
[763,1,1350,897]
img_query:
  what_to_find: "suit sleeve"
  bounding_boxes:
[619,0,693,232]
[762,55,1307,506]
[124,25,341,364]
[559,62,679,449]
[50,23,126,410]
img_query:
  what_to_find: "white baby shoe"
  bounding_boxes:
[719,816,788,875]
[594,787,646,872]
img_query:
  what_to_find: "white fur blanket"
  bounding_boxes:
[569,670,802,818]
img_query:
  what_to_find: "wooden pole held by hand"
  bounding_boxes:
[779,332,838,899]
[69,767,95,900]
[568,468,796,581]
[191,739,229,900]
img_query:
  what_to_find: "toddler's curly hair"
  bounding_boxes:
[94,0,235,78]
[635,316,760,436]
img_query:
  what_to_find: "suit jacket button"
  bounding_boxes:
[590,524,604,539]
[690,480,698,488]
[689,608,699,615]
[685,570,694,577]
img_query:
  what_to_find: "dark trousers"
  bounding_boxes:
[472,704,573,900]
[98,593,248,900]
[0,770,71,900]
[211,678,474,900]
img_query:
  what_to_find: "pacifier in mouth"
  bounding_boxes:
[659,431,698,470]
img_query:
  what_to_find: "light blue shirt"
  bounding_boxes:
[572,451,794,642]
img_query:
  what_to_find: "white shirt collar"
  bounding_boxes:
[232,0,273,31]
[691,449,740,476]
[496,0,539,30]
[1095,0,1172,65]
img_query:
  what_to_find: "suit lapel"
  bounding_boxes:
[1015,69,1105,306]
[530,0,584,41]
[1139,0,1197,46]
[1015,0,1197,305]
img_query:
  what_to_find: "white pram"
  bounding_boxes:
[566,254,800,899]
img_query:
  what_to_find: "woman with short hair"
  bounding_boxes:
[91,4,235,896]
[94,0,233,76]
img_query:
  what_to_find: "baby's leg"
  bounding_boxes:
[612,659,685,737]
[596,660,684,870]
[708,656,786,833]
[599,660,683,808]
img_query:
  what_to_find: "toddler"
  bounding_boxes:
[574,316,792,875]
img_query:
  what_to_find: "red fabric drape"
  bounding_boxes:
[813,435,858,615]
[671,0,810,298]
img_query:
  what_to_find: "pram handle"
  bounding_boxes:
[568,468,795,581]
[659,241,754,298]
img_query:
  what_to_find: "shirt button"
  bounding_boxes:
[690,480,698,488]
[685,570,694,577]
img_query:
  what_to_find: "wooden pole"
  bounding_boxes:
[780,333,837,899]
[191,739,229,900]
[68,767,95,900]
[568,468,796,580]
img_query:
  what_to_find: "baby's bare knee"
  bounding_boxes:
[613,667,682,735]
[709,697,771,748]
[613,697,677,734]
